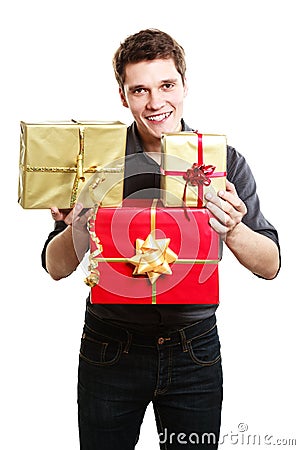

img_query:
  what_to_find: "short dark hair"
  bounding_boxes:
[113,29,186,93]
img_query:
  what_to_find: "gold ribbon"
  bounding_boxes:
[70,127,85,207]
[87,166,124,205]
[84,203,102,287]
[127,201,178,284]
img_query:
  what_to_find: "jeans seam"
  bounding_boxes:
[168,348,173,388]
[154,346,161,397]
[101,342,108,361]
[179,330,188,352]
[186,323,217,344]
[154,348,173,396]
[123,331,132,354]
[187,341,221,367]
[132,342,181,349]
[79,341,122,366]
[84,323,123,344]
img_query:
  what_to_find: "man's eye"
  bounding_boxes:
[133,88,146,94]
[162,83,174,90]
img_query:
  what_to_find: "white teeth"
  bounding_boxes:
[147,112,171,121]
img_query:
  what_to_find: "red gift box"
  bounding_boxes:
[86,200,220,304]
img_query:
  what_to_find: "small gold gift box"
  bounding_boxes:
[18,120,127,209]
[161,132,227,207]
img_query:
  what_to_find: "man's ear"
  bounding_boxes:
[119,87,129,108]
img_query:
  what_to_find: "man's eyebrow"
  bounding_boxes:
[128,78,179,92]
[128,84,145,92]
[161,78,178,84]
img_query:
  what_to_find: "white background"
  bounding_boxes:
[1,0,299,448]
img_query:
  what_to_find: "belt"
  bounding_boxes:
[85,306,217,351]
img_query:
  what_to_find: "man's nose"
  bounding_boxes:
[146,90,166,110]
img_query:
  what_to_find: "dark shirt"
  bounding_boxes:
[41,120,280,331]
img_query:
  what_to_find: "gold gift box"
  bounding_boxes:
[161,132,227,207]
[18,120,127,209]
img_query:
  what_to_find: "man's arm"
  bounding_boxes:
[206,180,280,280]
[45,204,91,280]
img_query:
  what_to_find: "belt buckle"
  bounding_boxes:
[157,337,171,345]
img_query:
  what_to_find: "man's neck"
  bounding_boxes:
[139,132,161,154]
[137,119,184,154]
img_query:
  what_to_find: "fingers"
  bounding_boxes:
[218,184,247,215]
[205,182,247,238]
[64,203,82,225]
[50,207,67,221]
[50,204,91,226]
[208,217,227,240]
[206,196,238,238]
[72,204,93,229]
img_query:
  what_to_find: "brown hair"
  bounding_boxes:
[113,29,186,93]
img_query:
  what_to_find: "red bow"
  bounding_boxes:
[182,163,216,207]
[183,163,216,186]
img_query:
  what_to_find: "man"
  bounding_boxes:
[42,29,280,449]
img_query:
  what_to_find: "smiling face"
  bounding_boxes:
[119,58,188,151]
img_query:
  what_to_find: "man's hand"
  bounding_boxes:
[50,207,72,222]
[50,204,91,228]
[205,180,279,279]
[46,204,92,280]
[205,180,247,241]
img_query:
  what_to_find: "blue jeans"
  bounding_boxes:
[78,308,223,449]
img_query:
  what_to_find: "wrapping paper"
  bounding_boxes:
[161,132,227,207]
[86,200,220,304]
[18,120,127,208]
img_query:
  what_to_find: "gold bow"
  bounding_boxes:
[84,204,102,287]
[127,232,178,284]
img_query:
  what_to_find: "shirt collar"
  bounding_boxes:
[127,119,193,155]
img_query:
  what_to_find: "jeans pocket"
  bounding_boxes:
[187,324,221,367]
[79,327,122,366]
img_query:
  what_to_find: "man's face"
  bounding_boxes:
[120,58,187,145]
